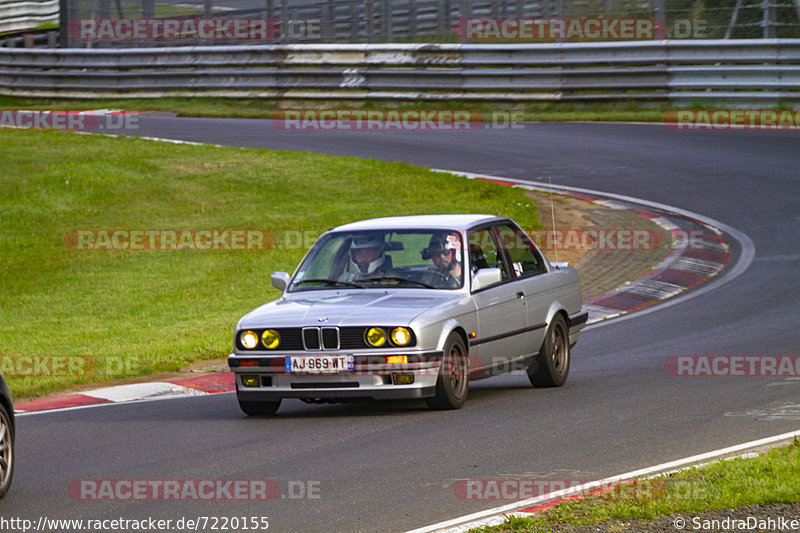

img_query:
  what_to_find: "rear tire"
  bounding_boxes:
[0,403,14,499]
[237,396,281,416]
[528,314,570,388]
[426,333,469,410]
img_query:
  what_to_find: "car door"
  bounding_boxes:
[467,226,527,375]
[495,221,555,355]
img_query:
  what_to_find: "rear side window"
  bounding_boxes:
[495,223,546,278]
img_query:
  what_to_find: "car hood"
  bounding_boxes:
[238,290,463,328]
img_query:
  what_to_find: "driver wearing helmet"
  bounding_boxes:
[342,233,391,281]
[422,233,463,288]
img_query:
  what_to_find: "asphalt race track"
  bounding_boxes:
[6,119,800,532]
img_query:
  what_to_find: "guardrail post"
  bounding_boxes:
[366,0,374,43]
[96,0,110,20]
[282,0,290,42]
[59,0,70,47]
[441,0,451,35]
[409,0,417,38]
[383,0,391,41]
[142,0,154,19]
[762,0,777,38]
[265,0,273,36]
[350,1,359,42]
[653,0,666,37]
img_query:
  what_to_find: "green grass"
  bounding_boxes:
[472,438,800,532]
[0,96,671,123]
[0,128,540,399]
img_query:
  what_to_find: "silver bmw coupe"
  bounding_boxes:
[229,215,587,415]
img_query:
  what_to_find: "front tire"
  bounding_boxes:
[237,395,281,416]
[426,333,469,410]
[528,314,570,388]
[0,403,14,499]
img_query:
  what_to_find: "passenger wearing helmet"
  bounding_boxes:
[343,233,390,281]
[422,233,463,288]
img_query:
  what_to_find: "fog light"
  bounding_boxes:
[386,355,408,364]
[241,375,260,388]
[392,372,414,385]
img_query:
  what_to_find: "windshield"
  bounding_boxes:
[289,230,464,291]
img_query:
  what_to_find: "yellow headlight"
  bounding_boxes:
[391,327,411,346]
[365,327,387,347]
[261,329,280,349]
[240,330,259,349]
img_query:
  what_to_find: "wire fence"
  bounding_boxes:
[2,0,800,47]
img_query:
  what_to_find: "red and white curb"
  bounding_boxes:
[406,429,800,533]
[436,169,752,326]
[14,372,234,414]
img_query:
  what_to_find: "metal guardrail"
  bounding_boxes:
[0,0,58,35]
[0,39,798,104]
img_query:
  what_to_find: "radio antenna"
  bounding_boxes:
[548,175,559,263]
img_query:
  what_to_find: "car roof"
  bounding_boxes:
[330,214,507,232]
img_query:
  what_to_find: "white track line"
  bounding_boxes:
[406,429,800,533]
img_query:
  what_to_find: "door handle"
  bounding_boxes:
[516,291,525,299]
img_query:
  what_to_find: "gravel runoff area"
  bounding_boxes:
[527,191,672,301]
[536,502,800,532]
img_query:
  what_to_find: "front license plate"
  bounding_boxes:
[285,355,355,373]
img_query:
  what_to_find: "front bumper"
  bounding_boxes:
[228,351,443,401]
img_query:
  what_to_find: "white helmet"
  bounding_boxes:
[350,234,386,275]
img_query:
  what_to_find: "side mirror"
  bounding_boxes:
[472,267,502,291]
[271,271,291,292]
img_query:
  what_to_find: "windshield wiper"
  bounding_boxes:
[358,276,436,289]
[293,278,364,289]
